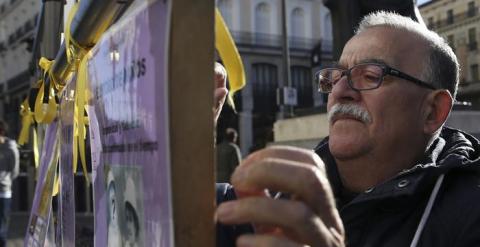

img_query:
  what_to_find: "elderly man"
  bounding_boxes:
[214,11,480,247]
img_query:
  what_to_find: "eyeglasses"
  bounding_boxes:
[314,63,437,93]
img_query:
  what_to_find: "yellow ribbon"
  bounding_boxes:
[65,2,80,66]
[52,162,60,196]
[215,8,246,109]
[34,58,58,123]
[73,55,90,184]
[63,1,90,183]
[50,132,61,197]
[34,83,57,124]
[18,99,34,145]
[33,129,39,169]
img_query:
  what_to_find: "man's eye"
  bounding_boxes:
[363,73,381,82]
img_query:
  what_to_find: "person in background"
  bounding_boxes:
[216,128,242,183]
[0,120,19,247]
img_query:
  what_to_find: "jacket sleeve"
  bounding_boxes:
[9,139,19,180]
[216,183,254,247]
[229,146,242,175]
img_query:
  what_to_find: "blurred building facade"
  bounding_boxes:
[0,0,39,214]
[420,0,480,108]
[0,0,39,134]
[216,0,333,154]
[0,0,93,215]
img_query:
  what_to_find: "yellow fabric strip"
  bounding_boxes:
[18,99,34,145]
[34,83,57,124]
[74,55,90,184]
[64,1,91,183]
[34,58,58,123]
[33,129,39,169]
[51,132,61,197]
[215,8,246,109]
[65,2,80,66]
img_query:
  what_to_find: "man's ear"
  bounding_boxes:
[423,90,453,134]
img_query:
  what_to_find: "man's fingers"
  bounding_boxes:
[214,87,228,122]
[214,88,228,105]
[231,157,342,233]
[213,62,228,122]
[217,197,333,245]
[236,234,306,247]
[243,146,324,172]
[214,62,227,88]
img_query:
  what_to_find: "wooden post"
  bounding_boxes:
[169,0,215,246]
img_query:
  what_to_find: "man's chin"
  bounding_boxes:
[328,134,370,160]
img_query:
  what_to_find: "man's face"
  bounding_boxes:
[125,204,138,246]
[108,183,117,223]
[327,26,430,161]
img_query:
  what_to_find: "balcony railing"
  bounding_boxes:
[434,8,479,29]
[231,31,332,52]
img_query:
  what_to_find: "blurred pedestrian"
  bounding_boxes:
[216,128,241,183]
[0,120,19,247]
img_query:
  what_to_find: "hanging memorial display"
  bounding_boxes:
[86,1,173,246]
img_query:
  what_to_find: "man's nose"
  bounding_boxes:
[330,76,361,103]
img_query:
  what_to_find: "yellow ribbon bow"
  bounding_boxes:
[18,99,34,145]
[34,58,58,124]
[64,0,90,184]
[73,55,90,184]
[215,8,246,110]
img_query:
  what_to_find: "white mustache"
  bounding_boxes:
[328,104,372,124]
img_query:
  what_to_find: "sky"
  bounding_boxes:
[417,0,431,5]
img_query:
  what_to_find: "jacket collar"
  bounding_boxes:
[314,127,480,207]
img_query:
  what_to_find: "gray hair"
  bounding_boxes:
[356,11,459,99]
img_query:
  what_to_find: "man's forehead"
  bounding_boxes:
[339,27,424,69]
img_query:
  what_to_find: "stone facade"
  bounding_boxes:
[420,0,480,108]
[217,0,333,154]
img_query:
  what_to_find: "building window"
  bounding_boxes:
[468,1,476,17]
[447,34,455,51]
[290,7,305,38]
[252,63,278,113]
[255,2,271,34]
[471,64,479,82]
[218,0,233,27]
[468,28,477,51]
[291,66,312,108]
[447,9,454,24]
[427,17,435,29]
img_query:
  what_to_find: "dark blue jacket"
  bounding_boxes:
[217,127,480,246]
[216,183,254,246]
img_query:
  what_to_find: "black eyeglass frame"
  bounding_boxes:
[315,62,437,93]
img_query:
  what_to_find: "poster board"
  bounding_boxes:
[58,76,76,247]
[87,0,215,246]
[24,123,59,247]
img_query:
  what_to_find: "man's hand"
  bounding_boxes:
[214,62,228,123]
[216,146,345,247]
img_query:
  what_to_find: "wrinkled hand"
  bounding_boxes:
[216,146,345,247]
[214,62,228,123]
